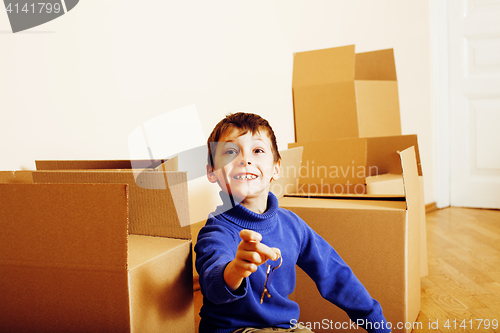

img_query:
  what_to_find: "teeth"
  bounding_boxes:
[234,174,257,180]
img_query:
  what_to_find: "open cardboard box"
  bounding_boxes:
[0,160,195,332]
[288,135,422,194]
[292,44,401,142]
[288,135,428,277]
[278,146,421,333]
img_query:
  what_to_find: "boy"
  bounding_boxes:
[195,113,391,333]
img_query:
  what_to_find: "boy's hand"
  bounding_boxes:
[224,230,280,292]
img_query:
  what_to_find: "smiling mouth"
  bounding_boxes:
[233,174,258,181]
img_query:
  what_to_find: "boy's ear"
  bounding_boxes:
[271,160,281,182]
[207,164,218,183]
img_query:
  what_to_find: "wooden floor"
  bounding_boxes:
[413,207,500,333]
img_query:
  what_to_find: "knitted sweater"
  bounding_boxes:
[194,192,390,333]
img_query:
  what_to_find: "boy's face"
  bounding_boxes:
[207,128,280,208]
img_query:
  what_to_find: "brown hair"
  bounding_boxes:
[207,112,281,169]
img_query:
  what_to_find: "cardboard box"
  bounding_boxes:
[0,161,195,332]
[292,45,401,142]
[279,147,420,333]
[288,135,422,194]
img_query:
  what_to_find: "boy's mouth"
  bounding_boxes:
[232,173,258,181]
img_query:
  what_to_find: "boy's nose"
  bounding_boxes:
[239,158,251,166]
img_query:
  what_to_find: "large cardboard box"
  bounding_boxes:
[0,161,195,332]
[279,147,420,333]
[292,45,401,142]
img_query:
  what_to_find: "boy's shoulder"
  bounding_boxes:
[276,205,304,222]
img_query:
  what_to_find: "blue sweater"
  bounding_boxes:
[194,192,390,333]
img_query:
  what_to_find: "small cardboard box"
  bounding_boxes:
[278,147,420,333]
[292,45,401,142]
[0,161,195,332]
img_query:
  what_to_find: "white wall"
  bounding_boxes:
[0,0,434,204]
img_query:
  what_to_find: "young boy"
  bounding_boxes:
[195,112,391,333]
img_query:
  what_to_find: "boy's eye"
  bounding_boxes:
[224,148,238,155]
[254,148,265,154]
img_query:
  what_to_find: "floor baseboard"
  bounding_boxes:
[425,202,439,214]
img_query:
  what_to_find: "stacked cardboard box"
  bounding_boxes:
[282,45,426,333]
[0,160,195,332]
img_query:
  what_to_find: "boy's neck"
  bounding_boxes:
[238,192,269,214]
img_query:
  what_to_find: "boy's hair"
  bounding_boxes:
[207,112,281,169]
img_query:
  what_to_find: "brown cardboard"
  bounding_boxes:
[35,158,177,171]
[366,174,428,277]
[128,235,193,332]
[292,45,401,142]
[418,177,428,277]
[279,147,420,333]
[366,173,405,195]
[1,164,195,331]
[0,170,33,183]
[288,135,422,194]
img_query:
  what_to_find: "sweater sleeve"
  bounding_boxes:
[297,222,391,333]
[194,221,249,305]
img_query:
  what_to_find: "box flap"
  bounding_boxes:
[366,173,405,196]
[292,82,359,141]
[127,235,189,270]
[399,147,421,323]
[0,170,33,183]
[355,48,397,80]
[285,192,405,201]
[355,81,401,138]
[289,138,368,187]
[292,45,355,88]
[155,155,178,171]
[35,159,170,171]
[279,196,407,212]
[32,170,191,238]
[366,135,423,176]
[0,183,128,269]
[270,147,303,199]
[128,237,194,332]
